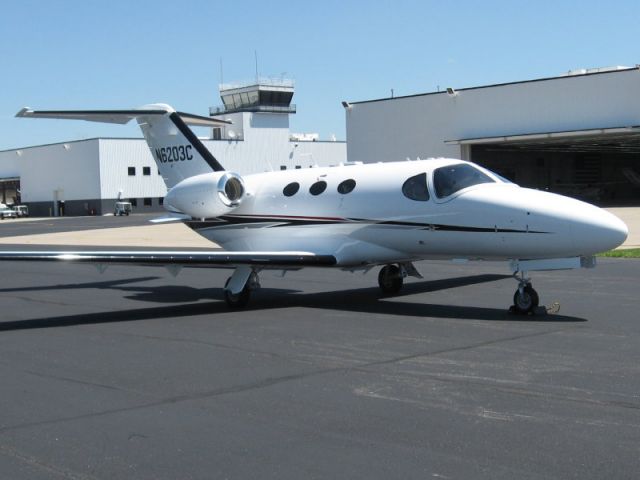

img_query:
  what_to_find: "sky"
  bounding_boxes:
[1,0,640,150]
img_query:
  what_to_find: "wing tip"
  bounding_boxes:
[16,107,33,118]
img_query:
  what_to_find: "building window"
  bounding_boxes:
[143,166,151,176]
[143,198,152,206]
[130,198,137,207]
[309,181,327,196]
[128,167,136,176]
[337,179,356,194]
[283,182,300,197]
[159,197,164,206]
[280,165,287,170]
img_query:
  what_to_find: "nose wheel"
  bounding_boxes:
[511,271,539,314]
[512,284,539,314]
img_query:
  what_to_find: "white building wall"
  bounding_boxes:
[346,68,640,163]
[0,149,21,178]
[14,139,101,203]
[288,141,347,169]
[201,138,346,174]
[202,112,346,174]
[98,139,167,199]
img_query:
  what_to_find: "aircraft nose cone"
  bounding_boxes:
[572,208,628,254]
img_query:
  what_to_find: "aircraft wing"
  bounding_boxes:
[0,250,337,268]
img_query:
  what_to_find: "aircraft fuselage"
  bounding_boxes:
[184,158,628,267]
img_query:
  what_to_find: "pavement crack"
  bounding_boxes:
[0,442,99,480]
[0,366,341,434]
[356,327,571,370]
[21,368,130,393]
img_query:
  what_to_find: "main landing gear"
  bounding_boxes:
[378,264,404,294]
[377,263,422,295]
[224,267,260,308]
[511,271,539,315]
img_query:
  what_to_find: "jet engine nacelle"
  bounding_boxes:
[164,171,245,219]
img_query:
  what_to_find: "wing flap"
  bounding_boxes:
[0,250,336,267]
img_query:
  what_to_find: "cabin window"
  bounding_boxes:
[283,182,300,197]
[337,179,356,194]
[128,167,136,176]
[143,166,151,176]
[309,181,327,196]
[402,173,429,201]
[433,164,494,198]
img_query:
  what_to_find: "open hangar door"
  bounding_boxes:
[0,177,21,206]
[461,128,640,206]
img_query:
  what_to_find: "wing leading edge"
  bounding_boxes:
[0,250,337,267]
[15,108,231,127]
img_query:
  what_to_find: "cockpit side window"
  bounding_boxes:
[433,164,494,198]
[402,173,430,201]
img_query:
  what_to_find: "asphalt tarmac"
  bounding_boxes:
[0,217,639,479]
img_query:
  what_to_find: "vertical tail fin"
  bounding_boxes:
[16,103,231,188]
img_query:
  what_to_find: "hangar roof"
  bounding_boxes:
[349,66,640,105]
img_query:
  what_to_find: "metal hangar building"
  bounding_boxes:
[345,66,640,205]
[0,79,346,216]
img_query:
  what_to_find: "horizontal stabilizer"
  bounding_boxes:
[16,107,231,126]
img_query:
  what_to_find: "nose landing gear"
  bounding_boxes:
[511,271,539,314]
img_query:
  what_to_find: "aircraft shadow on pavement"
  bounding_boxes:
[0,276,160,294]
[0,273,586,331]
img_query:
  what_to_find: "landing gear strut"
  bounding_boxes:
[511,271,539,314]
[378,264,403,294]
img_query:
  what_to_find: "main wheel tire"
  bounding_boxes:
[224,278,251,308]
[513,284,539,314]
[378,265,403,294]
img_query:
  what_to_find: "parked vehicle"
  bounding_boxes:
[114,201,132,216]
[12,205,29,217]
[0,206,17,219]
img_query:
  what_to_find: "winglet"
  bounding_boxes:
[15,107,32,118]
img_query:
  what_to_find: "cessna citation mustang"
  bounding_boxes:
[0,104,628,313]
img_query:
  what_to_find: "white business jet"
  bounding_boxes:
[0,104,628,313]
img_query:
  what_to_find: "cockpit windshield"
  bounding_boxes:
[433,163,495,198]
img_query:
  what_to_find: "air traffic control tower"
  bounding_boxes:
[204,78,306,172]
[212,78,296,116]
[204,78,344,173]
[208,78,296,141]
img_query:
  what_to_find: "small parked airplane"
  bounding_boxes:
[0,104,628,313]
